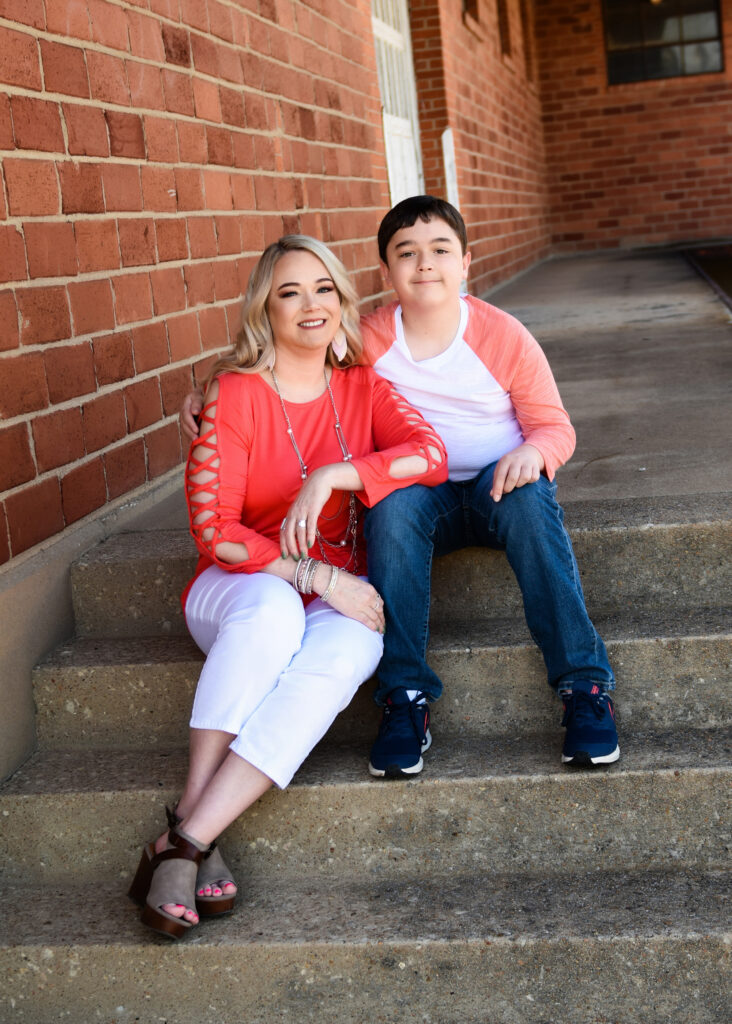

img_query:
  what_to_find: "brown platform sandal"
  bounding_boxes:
[166,806,237,917]
[128,826,206,940]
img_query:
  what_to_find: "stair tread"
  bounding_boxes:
[0,867,729,948]
[4,728,731,796]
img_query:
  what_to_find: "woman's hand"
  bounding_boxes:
[280,464,359,558]
[490,443,545,502]
[314,565,385,632]
[181,389,205,442]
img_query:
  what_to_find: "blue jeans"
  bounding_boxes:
[364,464,614,705]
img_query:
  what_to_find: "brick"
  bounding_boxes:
[183,262,215,306]
[233,133,256,169]
[0,26,41,90]
[199,305,229,351]
[191,33,221,77]
[0,424,36,492]
[102,164,143,212]
[118,218,157,267]
[10,96,65,152]
[45,0,92,39]
[193,78,222,122]
[87,0,128,50]
[166,311,202,360]
[187,216,218,258]
[162,69,195,117]
[0,94,13,150]
[0,507,8,566]
[141,165,178,213]
[32,407,84,472]
[132,321,169,373]
[83,391,127,453]
[127,62,165,112]
[155,218,188,262]
[87,52,130,106]
[24,222,77,279]
[143,116,179,163]
[4,159,60,216]
[180,0,209,33]
[17,286,70,345]
[0,351,48,416]
[6,478,64,558]
[40,40,89,98]
[208,1,235,42]
[231,173,256,210]
[61,457,107,525]
[162,25,191,67]
[220,87,245,127]
[206,125,234,166]
[151,266,186,315]
[174,168,205,211]
[75,220,120,273]
[240,216,265,253]
[127,10,166,62]
[213,259,239,301]
[113,272,153,325]
[106,111,146,159]
[58,161,105,215]
[203,170,234,210]
[125,375,162,432]
[44,341,96,402]
[214,215,241,255]
[0,0,45,29]
[0,225,27,285]
[159,364,194,416]
[104,438,147,499]
[68,279,116,335]
[177,121,208,163]
[146,420,182,477]
[92,330,134,387]
[63,103,110,157]
[0,291,19,351]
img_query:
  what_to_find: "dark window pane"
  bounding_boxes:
[644,44,683,78]
[607,48,646,83]
[682,39,723,73]
[606,11,643,48]
[642,11,681,45]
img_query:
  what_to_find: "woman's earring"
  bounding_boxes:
[331,328,348,362]
[264,347,275,371]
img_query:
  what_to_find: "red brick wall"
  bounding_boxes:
[410,0,552,296]
[538,0,732,250]
[0,0,390,563]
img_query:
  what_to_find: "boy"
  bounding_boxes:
[181,197,619,778]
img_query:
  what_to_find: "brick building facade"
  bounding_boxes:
[1,0,731,564]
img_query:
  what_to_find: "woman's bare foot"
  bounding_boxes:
[153,831,199,923]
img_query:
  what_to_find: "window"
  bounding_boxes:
[603,0,724,84]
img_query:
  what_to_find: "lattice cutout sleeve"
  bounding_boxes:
[184,380,280,572]
[350,376,448,508]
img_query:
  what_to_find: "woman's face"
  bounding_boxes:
[267,250,342,359]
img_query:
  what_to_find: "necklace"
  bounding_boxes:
[270,367,358,568]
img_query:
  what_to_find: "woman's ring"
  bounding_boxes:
[297,519,307,528]
[280,518,287,531]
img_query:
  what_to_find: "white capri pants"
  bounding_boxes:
[184,566,383,789]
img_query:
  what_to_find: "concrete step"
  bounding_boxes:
[33,611,732,749]
[0,869,729,1023]
[69,495,732,637]
[1,732,729,886]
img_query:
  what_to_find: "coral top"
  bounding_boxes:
[360,295,576,481]
[183,364,447,605]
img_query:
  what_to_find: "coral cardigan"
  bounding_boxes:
[183,364,447,605]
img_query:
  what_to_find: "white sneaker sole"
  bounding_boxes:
[562,744,620,765]
[368,729,432,778]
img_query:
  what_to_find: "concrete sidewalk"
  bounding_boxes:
[135,248,732,533]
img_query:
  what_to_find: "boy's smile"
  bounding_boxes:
[381,216,471,310]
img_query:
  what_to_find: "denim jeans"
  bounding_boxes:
[364,463,614,705]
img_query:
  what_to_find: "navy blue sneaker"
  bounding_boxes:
[368,689,431,779]
[561,681,619,766]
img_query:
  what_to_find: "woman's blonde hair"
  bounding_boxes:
[205,235,362,384]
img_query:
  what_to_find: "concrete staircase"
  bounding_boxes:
[2,252,731,1022]
[0,494,730,1023]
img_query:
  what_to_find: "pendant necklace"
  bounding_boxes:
[270,367,358,568]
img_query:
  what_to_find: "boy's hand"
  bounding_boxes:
[490,443,545,502]
[181,389,205,441]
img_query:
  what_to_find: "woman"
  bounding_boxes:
[128,235,447,939]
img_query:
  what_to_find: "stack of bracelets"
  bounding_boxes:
[293,557,339,603]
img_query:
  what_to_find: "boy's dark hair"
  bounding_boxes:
[377,195,468,263]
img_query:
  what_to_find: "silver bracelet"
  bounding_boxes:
[320,565,339,603]
[303,558,318,594]
[294,557,313,593]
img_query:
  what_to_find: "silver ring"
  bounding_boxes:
[297,519,307,528]
[280,518,287,531]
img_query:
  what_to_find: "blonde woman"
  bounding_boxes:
[128,236,447,939]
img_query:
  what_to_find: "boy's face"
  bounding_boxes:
[381,216,471,309]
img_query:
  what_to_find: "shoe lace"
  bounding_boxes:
[381,700,422,740]
[561,690,607,727]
